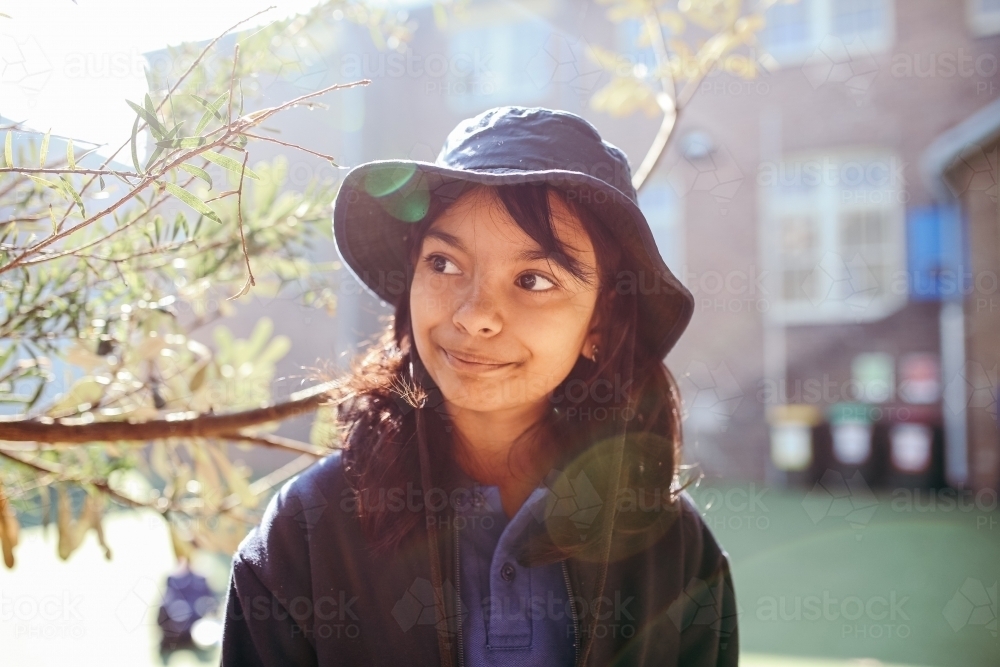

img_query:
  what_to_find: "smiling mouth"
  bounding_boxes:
[441,347,515,372]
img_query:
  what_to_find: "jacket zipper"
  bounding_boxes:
[454,521,465,667]
[561,559,581,666]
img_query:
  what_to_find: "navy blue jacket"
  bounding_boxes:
[220,451,739,666]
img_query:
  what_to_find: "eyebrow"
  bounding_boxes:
[422,229,468,254]
[425,230,562,263]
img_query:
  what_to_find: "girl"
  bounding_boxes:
[221,106,738,666]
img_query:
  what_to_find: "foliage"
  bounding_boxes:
[588,0,787,189]
[0,2,407,566]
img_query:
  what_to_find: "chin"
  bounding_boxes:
[433,373,552,415]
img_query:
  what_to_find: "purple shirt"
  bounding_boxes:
[455,484,576,667]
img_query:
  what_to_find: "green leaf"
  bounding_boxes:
[58,175,86,217]
[145,123,182,172]
[178,163,212,190]
[144,94,158,123]
[4,131,12,168]
[0,344,15,371]
[188,362,209,392]
[27,378,46,409]
[164,182,222,224]
[170,212,182,241]
[177,212,190,238]
[130,115,143,175]
[203,151,259,180]
[126,99,167,140]
[66,139,76,170]
[73,144,102,164]
[192,92,227,134]
[144,145,165,172]
[26,174,61,190]
[39,129,50,167]
[154,136,209,149]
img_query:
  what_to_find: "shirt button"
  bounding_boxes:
[472,492,485,508]
[500,563,516,582]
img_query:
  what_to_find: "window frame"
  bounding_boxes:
[759,148,908,324]
[761,0,896,68]
[967,0,1000,37]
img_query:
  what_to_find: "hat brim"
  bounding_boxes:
[332,160,694,359]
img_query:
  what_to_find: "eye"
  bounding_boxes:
[424,254,461,275]
[516,272,557,292]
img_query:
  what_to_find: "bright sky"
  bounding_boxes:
[0,0,341,156]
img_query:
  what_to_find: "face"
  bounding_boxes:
[409,187,601,418]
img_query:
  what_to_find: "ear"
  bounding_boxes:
[579,302,603,362]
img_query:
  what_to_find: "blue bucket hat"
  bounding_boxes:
[332,106,694,358]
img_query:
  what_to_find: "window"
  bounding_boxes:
[761,0,894,66]
[759,151,907,323]
[967,0,1000,36]
[763,0,813,58]
[831,0,886,38]
[446,17,550,113]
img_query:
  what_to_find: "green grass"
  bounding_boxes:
[2,487,997,665]
[686,483,1000,667]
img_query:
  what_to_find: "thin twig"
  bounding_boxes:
[233,79,370,128]
[219,431,326,458]
[217,453,316,512]
[17,175,193,267]
[0,447,147,509]
[66,6,278,206]
[631,8,733,191]
[229,151,254,300]
[243,132,340,163]
[227,44,240,124]
[632,5,680,192]
[0,167,140,178]
[2,77,369,275]
[205,189,238,203]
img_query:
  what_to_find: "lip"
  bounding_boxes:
[441,347,515,373]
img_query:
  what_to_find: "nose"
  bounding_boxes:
[452,278,502,337]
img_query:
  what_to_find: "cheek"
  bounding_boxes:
[410,273,452,333]
[517,303,592,366]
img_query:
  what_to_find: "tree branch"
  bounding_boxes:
[1,77,368,275]
[631,6,736,192]
[0,381,345,444]
[0,167,140,178]
[0,446,147,508]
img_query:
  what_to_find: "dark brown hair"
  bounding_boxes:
[334,182,687,560]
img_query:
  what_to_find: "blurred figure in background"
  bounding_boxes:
[157,557,219,663]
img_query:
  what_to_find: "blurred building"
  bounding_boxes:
[144,0,1000,491]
